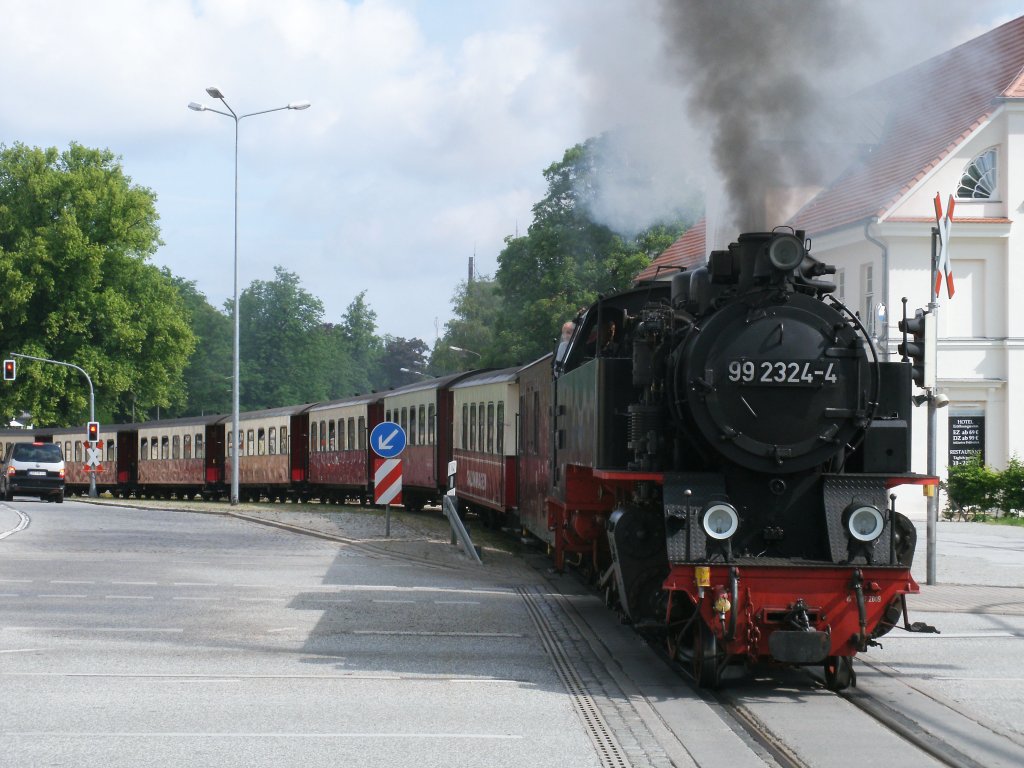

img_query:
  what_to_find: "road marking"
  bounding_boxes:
[266,627,298,633]
[434,600,481,605]
[0,648,41,654]
[105,595,154,600]
[51,580,94,585]
[173,582,218,587]
[111,581,158,586]
[38,594,88,599]
[4,731,522,739]
[0,509,29,540]
[372,599,416,604]
[172,596,219,601]
[352,631,523,637]
[2,627,184,633]
[0,579,32,583]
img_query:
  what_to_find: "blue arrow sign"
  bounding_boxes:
[370,421,407,458]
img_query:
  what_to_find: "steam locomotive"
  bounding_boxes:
[547,229,936,690]
[3,228,937,691]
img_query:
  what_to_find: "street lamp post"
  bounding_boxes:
[189,87,310,505]
[449,346,481,359]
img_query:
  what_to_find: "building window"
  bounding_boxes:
[957,147,997,199]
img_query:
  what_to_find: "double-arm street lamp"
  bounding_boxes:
[189,87,310,505]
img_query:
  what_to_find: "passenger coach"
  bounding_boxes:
[306,393,382,504]
[451,366,520,526]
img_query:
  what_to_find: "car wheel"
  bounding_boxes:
[56,490,64,504]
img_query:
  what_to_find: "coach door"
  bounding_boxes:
[205,423,225,484]
[290,413,310,482]
[117,430,138,486]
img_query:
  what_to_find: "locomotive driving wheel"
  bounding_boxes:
[692,619,723,689]
[823,655,855,691]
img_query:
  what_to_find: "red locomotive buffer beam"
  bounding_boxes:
[663,564,918,664]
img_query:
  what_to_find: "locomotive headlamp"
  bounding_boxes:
[844,504,885,542]
[702,503,739,540]
[768,234,805,271]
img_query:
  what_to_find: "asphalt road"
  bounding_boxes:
[0,498,600,768]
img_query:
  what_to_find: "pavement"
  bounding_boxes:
[43,498,1024,618]
[216,502,1024,619]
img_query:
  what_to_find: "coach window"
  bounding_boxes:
[281,426,288,454]
[328,420,336,452]
[357,417,365,449]
[418,406,426,446]
[385,409,391,423]
[400,407,408,437]
[258,428,266,456]
[478,401,485,453]
[470,404,477,451]
[65,441,72,461]
[346,417,355,450]
[319,420,326,452]
[269,427,277,455]
[497,401,505,454]
[310,422,318,453]
[140,438,148,461]
[487,402,495,453]
[173,435,181,460]
[195,434,204,459]
[75,441,82,462]
[409,406,417,446]
[461,404,468,449]
[246,430,255,456]
[227,431,233,458]
[533,392,540,454]
[161,436,170,460]
[107,440,115,463]
[184,434,192,460]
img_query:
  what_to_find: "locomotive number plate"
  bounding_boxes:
[726,360,839,386]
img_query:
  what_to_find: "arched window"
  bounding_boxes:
[957,147,997,199]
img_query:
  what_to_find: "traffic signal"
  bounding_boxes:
[2,359,14,381]
[898,307,936,389]
[87,421,100,443]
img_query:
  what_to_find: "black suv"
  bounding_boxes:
[1,442,65,502]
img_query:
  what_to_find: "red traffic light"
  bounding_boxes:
[2,359,14,381]
[87,421,100,443]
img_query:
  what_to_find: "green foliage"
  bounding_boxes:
[0,142,194,425]
[169,275,231,416]
[491,139,691,366]
[337,291,383,396]
[378,336,430,389]
[945,453,1024,520]
[431,278,502,373]
[239,266,329,409]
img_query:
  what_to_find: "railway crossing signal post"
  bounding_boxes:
[6,352,98,498]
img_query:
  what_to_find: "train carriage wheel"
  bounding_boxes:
[823,655,855,691]
[693,620,723,689]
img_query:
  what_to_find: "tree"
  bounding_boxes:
[492,139,689,366]
[0,142,194,425]
[238,266,327,409]
[379,336,431,389]
[431,277,502,373]
[338,291,383,395]
[170,275,231,417]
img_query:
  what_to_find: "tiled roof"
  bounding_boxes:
[791,15,1024,236]
[634,219,706,282]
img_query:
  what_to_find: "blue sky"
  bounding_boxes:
[1,1,1019,345]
